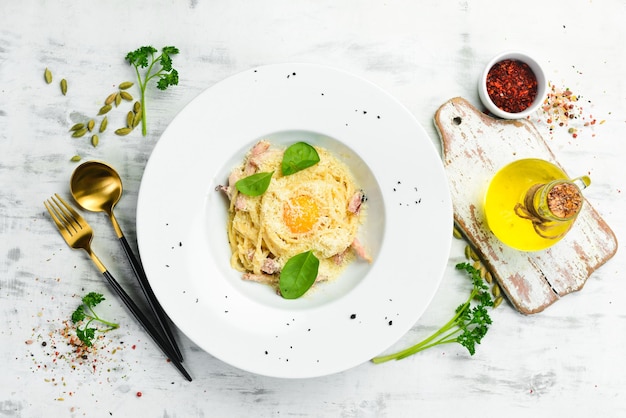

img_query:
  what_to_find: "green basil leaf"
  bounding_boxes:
[235,171,274,196]
[279,250,320,299]
[281,142,320,176]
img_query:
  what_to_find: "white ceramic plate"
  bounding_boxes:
[137,63,452,378]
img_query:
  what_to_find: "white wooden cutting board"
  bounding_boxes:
[434,97,618,314]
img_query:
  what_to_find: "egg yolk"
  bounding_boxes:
[283,195,319,233]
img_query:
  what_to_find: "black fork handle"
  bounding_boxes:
[102,269,192,382]
[119,236,184,363]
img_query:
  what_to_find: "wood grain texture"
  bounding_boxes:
[435,97,618,314]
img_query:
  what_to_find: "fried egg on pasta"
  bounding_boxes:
[218,140,369,291]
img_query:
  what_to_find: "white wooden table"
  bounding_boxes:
[2,1,624,416]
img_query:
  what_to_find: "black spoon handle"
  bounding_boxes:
[119,236,184,363]
[101,269,192,381]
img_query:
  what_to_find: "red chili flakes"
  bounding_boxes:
[486,59,538,113]
[136,391,143,398]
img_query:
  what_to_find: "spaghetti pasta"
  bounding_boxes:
[218,140,369,291]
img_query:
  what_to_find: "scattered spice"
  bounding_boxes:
[538,83,603,138]
[486,59,538,114]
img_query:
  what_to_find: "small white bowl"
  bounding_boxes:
[478,51,547,119]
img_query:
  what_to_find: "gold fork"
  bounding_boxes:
[44,194,192,382]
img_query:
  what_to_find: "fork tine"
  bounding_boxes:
[47,197,78,235]
[52,193,83,233]
[54,193,82,220]
[44,199,71,236]
[48,197,73,235]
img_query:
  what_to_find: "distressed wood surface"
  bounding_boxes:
[1,1,626,417]
[435,98,618,314]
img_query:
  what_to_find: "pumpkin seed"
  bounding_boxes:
[126,111,134,128]
[493,296,503,309]
[99,116,108,132]
[87,119,95,132]
[132,111,142,128]
[91,135,99,147]
[115,127,132,136]
[484,271,493,284]
[60,79,68,95]
[120,91,133,101]
[133,101,141,114]
[105,92,117,105]
[72,128,88,138]
[69,123,85,132]
[472,260,481,271]
[114,92,122,107]
[453,227,462,239]
[98,104,112,115]
[118,81,134,90]
[44,68,52,84]
[70,155,81,162]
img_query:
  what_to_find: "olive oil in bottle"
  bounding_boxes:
[483,158,589,252]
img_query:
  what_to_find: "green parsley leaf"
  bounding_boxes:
[82,292,105,307]
[76,327,96,347]
[71,305,86,323]
[125,46,157,68]
[70,292,119,348]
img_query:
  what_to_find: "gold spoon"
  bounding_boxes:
[70,161,184,363]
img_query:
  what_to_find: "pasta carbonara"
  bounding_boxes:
[217,140,370,292]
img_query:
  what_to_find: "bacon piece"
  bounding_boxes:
[228,171,241,188]
[348,190,366,215]
[244,140,271,174]
[332,248,349,265]
[216,170,243,201]
[215,184,231,199]
[242,272,277,285]
[351,238,372,263]
[234,194,248,211]
[261,258,280,274]
[216,142,269,200]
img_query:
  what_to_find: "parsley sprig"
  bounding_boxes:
[71,292,119,347]
[125,45,179,136]
[372,262,494,363]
